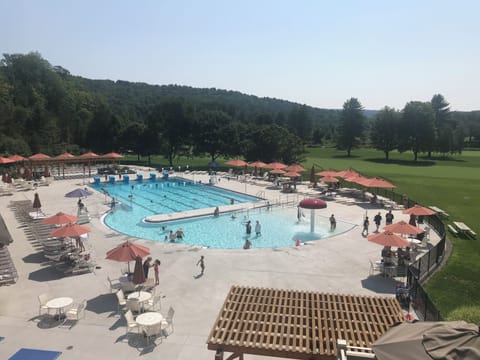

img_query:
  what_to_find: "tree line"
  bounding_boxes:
[0,52,479,165]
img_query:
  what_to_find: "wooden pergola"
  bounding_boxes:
[207,285,404,360]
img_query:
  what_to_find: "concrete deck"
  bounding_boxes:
[0,169,439,360]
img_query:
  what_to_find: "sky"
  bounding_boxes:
[1,0,479,111]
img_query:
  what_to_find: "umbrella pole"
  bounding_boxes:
[310,209,315,233]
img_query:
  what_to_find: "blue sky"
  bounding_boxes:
[1,0,479,110]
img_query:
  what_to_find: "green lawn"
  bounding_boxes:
[123,148,480,323]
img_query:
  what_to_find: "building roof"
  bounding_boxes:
[207,285,404,360]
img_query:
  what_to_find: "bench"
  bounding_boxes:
[447,224,458,236]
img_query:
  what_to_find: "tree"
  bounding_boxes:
[336,98,365,156]
[430,94,451,156]
[398,101,435,161]
[191,109,234,162]
[370,107,399,161]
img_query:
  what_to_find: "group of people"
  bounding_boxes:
[362,210,395,236]
[161,227,184,242]
[142,257,162,285]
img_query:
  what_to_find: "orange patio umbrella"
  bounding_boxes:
[51,223,91,238]
[225,159,248,167]
[248,161,268,168]
[266,162,287,169]
[316,170,338,177]
[55,152,75,160]
[359,177,396,189]
[106,241,151,273]
[283,171,301,177]
[368,230,410,247]
[8,154,27,162]
[29,153,51,160]
[270,168,286,175]
[79,152,99,159]
[42,212,78,225]
[285,164,306,172]
[403,205,437,216]
[102,152,123,159]
[384,221,423,235]
[320,176,339,183]
[336,169,360,179]
[0,157,14,164]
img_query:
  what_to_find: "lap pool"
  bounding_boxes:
[94,179,356,249]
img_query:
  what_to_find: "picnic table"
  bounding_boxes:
[429,206,449,218]
[453,221,477,238]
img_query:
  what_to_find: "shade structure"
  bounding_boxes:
[316,170,338,177]
[105,241,150,262]
[225,159,247,167]
[359,177,396,188]
[8,154,27,162]
[65,188,93,198]
[336,169,360,179]
[266,162,287,169]
[367,231,410,247]
[54,152,75,160]
[42,212,78,225]
[320,176,339,183]
[283,171,301,177]
[29,153,51,160]
[248,161,268,168]
[299,198,327,232]
[373,321,480,360]
[79,151,99,159]
[285,164,306,172]
[403,204,437,216]
[345,175,368,185]
[0,157,14,164]
[132,256,146,286]
[101,152,123,159]
[51,223,91,238]
[299,198,327,209]
[33,193,42,211]
[384,221,423,235]
[270,168,286,175]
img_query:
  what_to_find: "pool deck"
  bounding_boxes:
[0,168,439,360]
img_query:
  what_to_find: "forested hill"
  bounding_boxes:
[76,77,341,125]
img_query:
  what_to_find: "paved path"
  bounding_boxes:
[0,169,438,360]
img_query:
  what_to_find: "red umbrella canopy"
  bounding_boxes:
[51,223,91,238]
[285,164,306,172]
[337,169,360,179]
[403,205,436,216]
[42,212,78,225]
[55,152,75,160]
[299,198,327,209]
[248,161,268,168]
[0,157,14,164]
[360,177,396,188]
[345,175,368,185]
[132,256,146,285]
[105,241,150,262]
[384,221,423,235]
[29,153,51,161]
[270,168,286,175]
[102,152,123,159]
[320,176,339,183]
[225,159,247,167]
[316,170,338,177]
[283,171,301,177]
[79,152,99,159]
[266,162,288,169]
[368,231,410,247]
[8,154,27,162]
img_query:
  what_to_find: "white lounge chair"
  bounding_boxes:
[61,299,86,328]
[124,309,139,335]
[38,293,52,315]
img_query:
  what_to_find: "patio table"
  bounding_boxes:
[46,297,73,320]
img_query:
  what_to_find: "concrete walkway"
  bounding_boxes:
[0,169,438,360]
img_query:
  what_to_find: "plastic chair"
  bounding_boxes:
[124,310,139,335]
[116,289,126,313]
[107,276,122,293]
[145,295,162,312]
[161,306,175,336]
[38,293,52,315]
[61,299,86,328]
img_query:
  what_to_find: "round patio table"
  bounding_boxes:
[46,297,73,319]
[136,312,163,327]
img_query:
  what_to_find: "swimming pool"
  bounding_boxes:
[95,179,356,249]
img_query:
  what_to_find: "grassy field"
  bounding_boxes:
[122,148,480,323]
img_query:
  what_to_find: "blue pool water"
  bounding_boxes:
[93,179,356,249]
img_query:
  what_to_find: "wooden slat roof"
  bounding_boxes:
[207,285,404,360]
